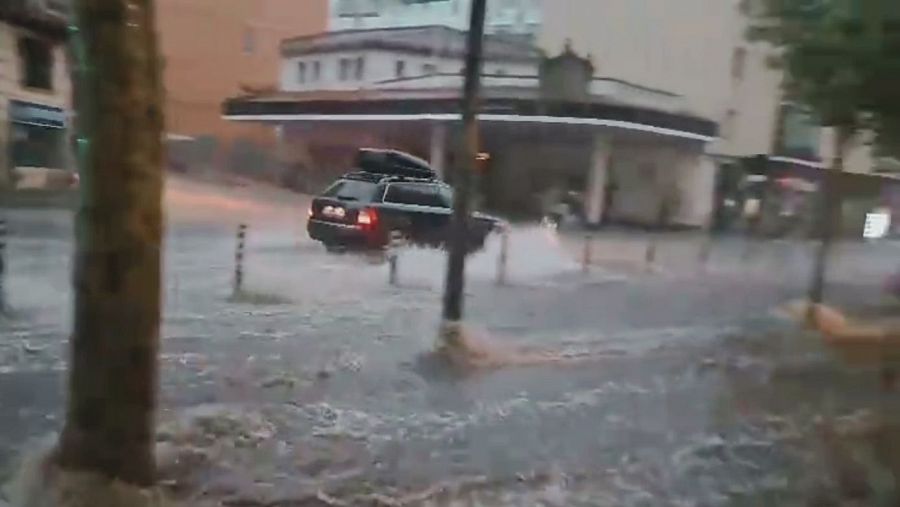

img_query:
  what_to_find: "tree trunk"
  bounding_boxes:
[56,0,164,487]
[808,128,849,316]
[442,0,486,323]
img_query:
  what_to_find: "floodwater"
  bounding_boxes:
[2,179,899,506]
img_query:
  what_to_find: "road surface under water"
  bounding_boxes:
[1,178,898,506]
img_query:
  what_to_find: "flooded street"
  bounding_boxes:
[2,178,899,505]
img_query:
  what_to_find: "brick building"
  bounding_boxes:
[156,0,327,177]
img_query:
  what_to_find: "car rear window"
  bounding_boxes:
[322,179,379,202]
[384,183,452,208]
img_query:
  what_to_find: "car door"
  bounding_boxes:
[379,182,452,245]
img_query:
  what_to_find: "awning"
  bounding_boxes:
[9,100,67,129]
[223,94,718,142]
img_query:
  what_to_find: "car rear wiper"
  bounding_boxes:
[336,196,358,201]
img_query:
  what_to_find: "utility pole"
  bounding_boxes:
[442,0,486,323]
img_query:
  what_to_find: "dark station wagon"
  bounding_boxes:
[307,149,502,252]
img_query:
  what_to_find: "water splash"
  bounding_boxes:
[435,320,611,370]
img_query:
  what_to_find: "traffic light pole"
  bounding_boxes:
[442,0,487,323]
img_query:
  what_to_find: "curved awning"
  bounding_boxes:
[223,94,718,143]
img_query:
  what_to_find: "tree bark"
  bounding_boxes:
[442,0,486,323]
[56,0,164,487]
[808,127,849,318]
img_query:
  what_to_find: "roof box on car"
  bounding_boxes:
[355,148,436,179]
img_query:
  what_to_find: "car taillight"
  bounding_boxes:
[357,208,376,226]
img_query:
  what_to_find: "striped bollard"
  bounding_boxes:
[496,228,509,285]
[0,218,6,312]
[233,223,247,294]
[388,231,404,286]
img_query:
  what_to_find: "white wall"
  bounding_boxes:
[280,48,537,91]
[539,0,875,173]
[607,140,712,227]
[328,0,541,38]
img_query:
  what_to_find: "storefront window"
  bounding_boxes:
[10,123,66,169]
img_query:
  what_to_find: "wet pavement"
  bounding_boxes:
[2,182,899,505]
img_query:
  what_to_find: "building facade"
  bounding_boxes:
[280,25,539,93]
[156,0,327,175]
[0,1,71,189]
[328,0,540,40]
[538,0,876,174]
[227,27,719,226]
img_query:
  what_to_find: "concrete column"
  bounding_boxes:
[429,122,448,179]
[670,149,717,228]
[584,133,612,226]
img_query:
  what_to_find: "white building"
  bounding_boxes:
[229,25,719,227]
[539,0,878,175]
[329,0,540,40]
[280,25,539,93]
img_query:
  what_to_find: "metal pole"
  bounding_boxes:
[582,233,592,273]
[234,223,246,294]
[0,218,6,312]
[442,0,487,322]
[496,229,509,285]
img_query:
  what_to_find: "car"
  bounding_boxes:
[307,148,503,252]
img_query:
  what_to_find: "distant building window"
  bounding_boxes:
[355,56,365,80]
[313,61,321,81]
[339,58,352,81]
[723,109,738,139]
[337,0,354,16]
[731,47,747,81]
[422,63,437,75]
[242,27,255,54]
[395,60,406,78]
[297,62,307,83]
[17,37,53,90]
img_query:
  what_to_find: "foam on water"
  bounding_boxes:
[238,225,585,303]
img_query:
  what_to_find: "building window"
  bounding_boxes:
[395,60,406,78]
[339,58,354,81]
[723,109,738,139]
[355,56,365,80]
[313,61,321,81]
[337,0,355,16]
[422,63,437,75]
[731,47,747,81]
[297,62,307,83]
[242,27,255,54]
[17,37,54,90]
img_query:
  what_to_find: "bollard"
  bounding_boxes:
[496,228,509,285]
[233,223,247,294]
[0,218,6,312]
[645,240,657,272]
[388,230,404,286]
[698,238,712,271]
[388,252,398,286]
[582,233,592,273]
